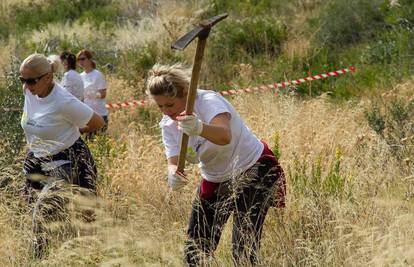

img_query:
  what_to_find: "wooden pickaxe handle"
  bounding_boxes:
[176,37,208,174]
[172,13,228,174]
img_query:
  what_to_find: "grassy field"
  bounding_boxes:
[1,0,413,266]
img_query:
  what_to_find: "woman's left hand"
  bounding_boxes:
[176,113,203,136]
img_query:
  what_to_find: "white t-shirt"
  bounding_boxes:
[80,69,108,116]
[160,89,264,183]
[61,69,84,101]
[21,83,94,158]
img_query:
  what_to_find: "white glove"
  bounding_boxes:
[177,114,203,136]
[167,166,188,191]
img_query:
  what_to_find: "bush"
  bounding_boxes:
[207,0,312,17]
[365,97,414,171]
[289,146,353,200]
[205,17,287,86]
[384,0,414,30]
[1,0,120,38]
[365,105,386,135]
[0,57,25,164]
[210,17,287,62]
[76,4,121,28]
[24,35,119,77]
[312,0,386,48]
[363,29,414,65]
[117,40,185,81]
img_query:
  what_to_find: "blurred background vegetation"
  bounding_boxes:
[2,0,412,163]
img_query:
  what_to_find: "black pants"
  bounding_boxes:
[23,137,97,192]
[185,152,285,266]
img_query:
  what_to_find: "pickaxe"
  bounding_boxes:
[171,13,228,174]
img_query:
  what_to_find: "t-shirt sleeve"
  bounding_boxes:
[200,93,231,123]
[62,73,75,94]
[96,71,107,90]
[162,126,180,159]
[61,98,94,127]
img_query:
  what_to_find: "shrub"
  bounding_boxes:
[289,146,352,200]
[312,0,386,48]
[365,105,386,135]
[117,40,185,81]
[363,29,414,66]
[384,0,414,30]
[205,17,287,86]
[209,17,287,62]
[272,131,282,159]
[0,57,25,164]
[365,97,414,170]
[207,0,311,17]
[2,0,120,37]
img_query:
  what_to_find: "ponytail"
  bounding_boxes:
[47,54,63,73]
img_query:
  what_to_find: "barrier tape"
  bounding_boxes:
[219,66,356,96]
[2,66,356,112]
[105,99,148,109]
[105,66,356,109]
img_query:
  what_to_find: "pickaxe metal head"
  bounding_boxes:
[171,13,228,50]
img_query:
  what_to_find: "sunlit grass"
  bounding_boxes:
[2,84,413,265]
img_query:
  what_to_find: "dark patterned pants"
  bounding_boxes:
[185,142,285,266]
[23,137,97,192]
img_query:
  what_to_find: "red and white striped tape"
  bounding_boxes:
[105,66,355,109]
[2,66,355,112]
[105,99,148,109]
[219,66,356,96]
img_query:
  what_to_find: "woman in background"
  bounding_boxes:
[20,53,104,192]
[60,51,84,101]
[77,49,109,135]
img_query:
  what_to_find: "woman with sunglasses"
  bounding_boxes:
[20,53,105,192]
[146,63,286,266]
[60,51,84,101]
[76,49,109,136]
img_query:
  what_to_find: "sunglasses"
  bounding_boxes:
[19,73,48,85]
[77,57,87,61]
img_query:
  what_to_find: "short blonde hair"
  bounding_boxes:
[146,63,191,98]
[20,53,61,76]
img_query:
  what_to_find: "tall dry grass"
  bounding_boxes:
[2,80,413,265]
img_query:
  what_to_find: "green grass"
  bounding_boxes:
[0,0,120,39]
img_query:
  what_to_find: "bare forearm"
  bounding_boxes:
[200,123,231,145]
[80,113,105,133]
